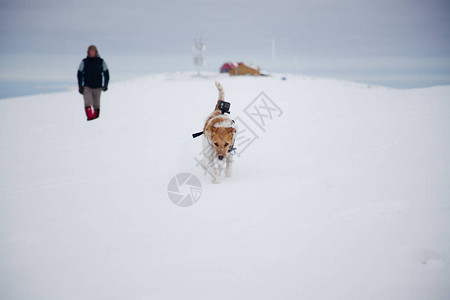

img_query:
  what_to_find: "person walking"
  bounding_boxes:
[77,45,109,121]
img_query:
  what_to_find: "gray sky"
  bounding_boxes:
[0,0,449,89]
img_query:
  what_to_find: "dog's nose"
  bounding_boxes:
[218,155,224,160]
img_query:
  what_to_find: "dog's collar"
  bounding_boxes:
[228,146,236,155]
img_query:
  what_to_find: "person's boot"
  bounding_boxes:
[85,107,94,121]
[92,108,100,120]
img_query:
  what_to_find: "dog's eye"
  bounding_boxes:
[214,143,219,147]
[224,143,229,147]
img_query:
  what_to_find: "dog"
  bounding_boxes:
[201,81,237,183]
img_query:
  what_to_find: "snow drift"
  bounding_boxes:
[0,73,449,299]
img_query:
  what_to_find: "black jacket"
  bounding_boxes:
[77,56,110,89]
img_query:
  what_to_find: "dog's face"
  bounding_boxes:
[210,126,236,160]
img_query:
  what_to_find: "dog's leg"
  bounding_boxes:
[209,154,220,183]
[225,155,233,177]
[202,138,220,183]
[217,161,224,176]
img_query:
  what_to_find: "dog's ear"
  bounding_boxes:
[226,127,236,133]
[211,126,218,132]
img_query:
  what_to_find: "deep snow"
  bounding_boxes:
[0,73,449,299]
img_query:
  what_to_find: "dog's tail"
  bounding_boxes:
[215,81,224,101]
[214,81,225,110]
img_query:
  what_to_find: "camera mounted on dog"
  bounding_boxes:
[218,100,231,115]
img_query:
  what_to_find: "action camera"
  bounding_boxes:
[218,101,231,114]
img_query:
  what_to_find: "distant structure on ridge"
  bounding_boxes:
[220,62,265,76]
[192,36,205,76]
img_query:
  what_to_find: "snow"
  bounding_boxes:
[1,73,449,299]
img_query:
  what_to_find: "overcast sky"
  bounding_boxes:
[0,0,449,91]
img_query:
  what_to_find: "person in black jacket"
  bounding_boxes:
[77,45,109,121]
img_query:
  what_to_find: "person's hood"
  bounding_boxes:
[86,45,99,58]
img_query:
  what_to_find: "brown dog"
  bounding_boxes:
[202,82,237,183]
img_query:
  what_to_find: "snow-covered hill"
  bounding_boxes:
[1,73,449,299]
